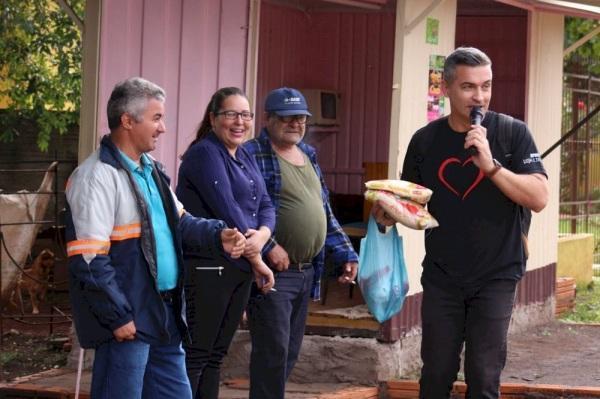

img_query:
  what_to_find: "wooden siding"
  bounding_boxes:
[455,15,528,121]
[98,0,249,180]
[380,262,556,342]
[256,2,396,194]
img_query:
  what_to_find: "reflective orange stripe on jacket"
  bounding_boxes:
[110,223,142,241]
[67,239,111,257]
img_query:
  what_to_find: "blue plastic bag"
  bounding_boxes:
[358,216,409,323]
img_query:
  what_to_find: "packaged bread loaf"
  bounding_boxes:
[365,179,432,205]
[364,189,439,230]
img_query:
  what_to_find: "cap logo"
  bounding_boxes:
[284,97,301,104]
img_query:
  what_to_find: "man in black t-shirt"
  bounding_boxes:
[373,47,548,398]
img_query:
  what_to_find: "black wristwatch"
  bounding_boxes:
[486,158,502,177]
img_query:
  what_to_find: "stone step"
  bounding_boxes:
[221,329,422,385]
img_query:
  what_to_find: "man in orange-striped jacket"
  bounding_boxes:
[65,77,245,399]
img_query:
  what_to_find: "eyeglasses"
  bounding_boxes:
[277,115,308,124]
[216,110,254,121]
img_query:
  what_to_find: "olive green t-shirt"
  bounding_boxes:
[274,152,327,263]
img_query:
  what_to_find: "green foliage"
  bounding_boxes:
[564,17,600,75]
[0,350,18,366]
[559,277,600,323]
[0,0,84,151]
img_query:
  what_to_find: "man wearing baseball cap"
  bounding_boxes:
[244,87,358,398]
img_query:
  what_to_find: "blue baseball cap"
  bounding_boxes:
[264,87,312,116]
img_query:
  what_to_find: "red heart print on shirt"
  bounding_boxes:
[437,156,484,200]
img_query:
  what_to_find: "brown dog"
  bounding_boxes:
[10,249,55,314]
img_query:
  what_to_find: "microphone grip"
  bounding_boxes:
[471,114,483,126]
[468,107,483,155]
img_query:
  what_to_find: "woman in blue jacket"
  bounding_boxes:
[176,87,275,399]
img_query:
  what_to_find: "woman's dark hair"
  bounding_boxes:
[189,87,247,148]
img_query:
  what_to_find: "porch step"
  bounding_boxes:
[222,379,378,399]
[4,372,600,398]
[222,329,414,385]
[0,372,377,399]
[307,304,379,331]
[385,380,600,398]
[0,368,90,399]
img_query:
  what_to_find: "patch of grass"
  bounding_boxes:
[559,277,600,323]
[0,351,19,366]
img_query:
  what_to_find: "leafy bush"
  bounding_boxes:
[0,0,84,151]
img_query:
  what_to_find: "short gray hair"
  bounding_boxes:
[443,47,492,84]
[106,77,166,130]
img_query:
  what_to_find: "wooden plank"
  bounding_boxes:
[556,290,576,301]
[556,278,576,286]
[223,378,249,389]
[307,313,379,330]
[386,380,419,390]
[500,382,529,393]
[316,386,379,399]
[555,287,576,294]
[388,392,419,399]
[556,277,576,289]
[0,384,73,399]
[386,379,420,398]
[555,285,576,293]
[387,380,600,398]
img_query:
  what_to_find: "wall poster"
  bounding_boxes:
[427,54,445,122]
[426,18,439,45]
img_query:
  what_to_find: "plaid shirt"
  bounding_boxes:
[243,128,358,300]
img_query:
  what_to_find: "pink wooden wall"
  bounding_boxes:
[256,3,396,194]
[455,12,528,121]
[98,0,250,180]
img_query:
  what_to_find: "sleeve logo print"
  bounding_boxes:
[522,153,541,165]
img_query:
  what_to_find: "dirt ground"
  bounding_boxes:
[0,295,71,383]
[0,328,69,382]
[503,321,600,387]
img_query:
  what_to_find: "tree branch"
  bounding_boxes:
[55,0,84,32]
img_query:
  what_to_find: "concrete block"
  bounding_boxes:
[557,234,594,287]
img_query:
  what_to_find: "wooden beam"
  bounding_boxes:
[321,0,383,11]
[564,24,600,57]
[78,0,102,163]
[404,0,444,34]
[245,0,261,139]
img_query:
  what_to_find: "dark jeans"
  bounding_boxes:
[183,260,252,399]
[247,266,314,399]
[419,273,517,399]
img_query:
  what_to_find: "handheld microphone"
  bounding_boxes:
[468,106,484,155]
